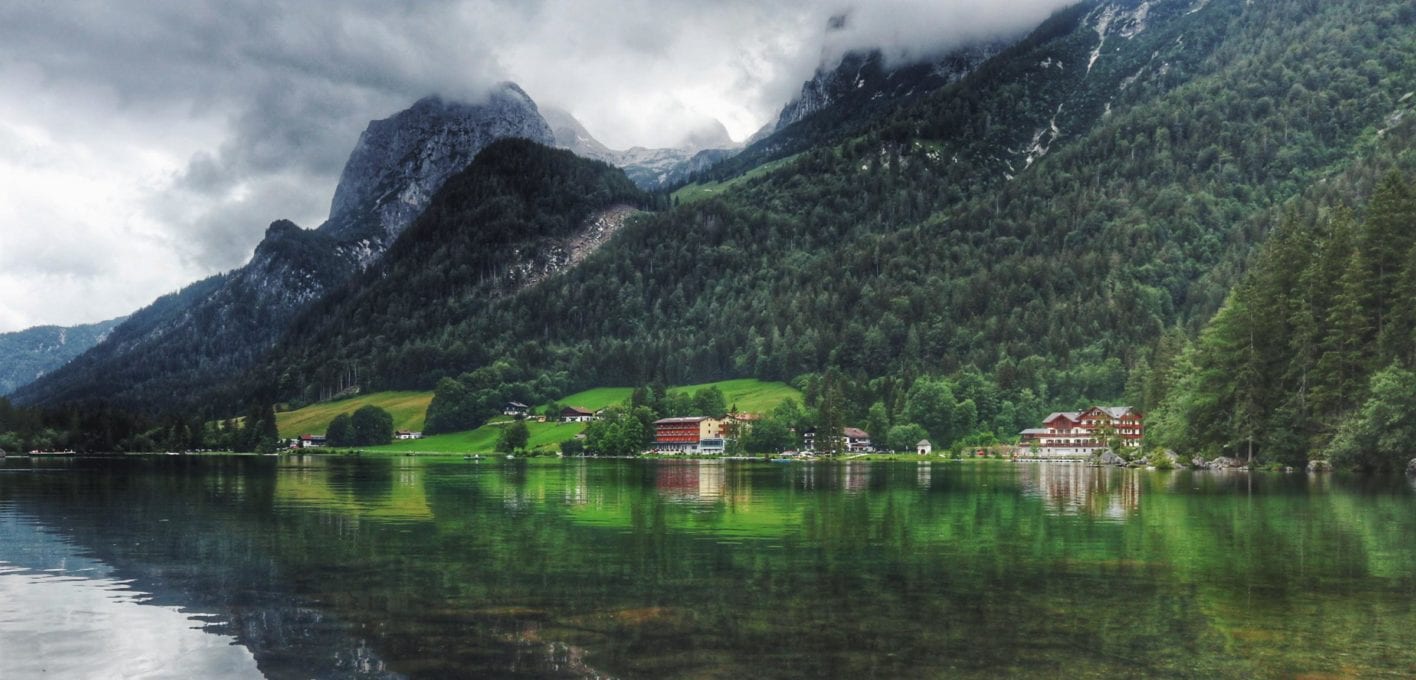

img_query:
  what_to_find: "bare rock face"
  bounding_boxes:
[1097,450,1127,466]
[1209,456,1243,469]
[1191,456,1210,469]
[1406,458,1416,476]
[1307,459,1333,473]
[326,85,554,247]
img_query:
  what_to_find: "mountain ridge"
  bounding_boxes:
[13,84,557,411]
[0,317,126,396]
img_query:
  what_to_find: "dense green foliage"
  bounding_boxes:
[1149,173,1416,469]
[495,419,529,453]
[323,405,395,447]
[1326,365,1416,471]
[10,1,1415,462]
[270,138,648,403]
[326,413,354,446]
[252,0,1416,454]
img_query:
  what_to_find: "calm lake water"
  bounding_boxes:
[0,456,1413,679]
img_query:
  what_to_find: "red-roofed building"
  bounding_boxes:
[653,417,726,453]
[1019,406,1143,458]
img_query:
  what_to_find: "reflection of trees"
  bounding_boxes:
[2,458,1414,678]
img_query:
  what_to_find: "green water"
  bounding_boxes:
[1,456,1412,678]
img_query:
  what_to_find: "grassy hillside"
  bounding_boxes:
[363,418,587,454]
[671,153,802,205]
[554,387,634,411]
[277,391,432,438]
[282,379,801,451]
[667,379,800,414]
[558,380,802,415]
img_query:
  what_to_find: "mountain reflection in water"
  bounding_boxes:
[0,455,1412,679]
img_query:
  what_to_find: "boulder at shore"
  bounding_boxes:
[1098,451,1127,466]
[1307,459,1332,473]
[1191,457,1210,469]
[1209,457,1243,469]
[1407,458,1416,476]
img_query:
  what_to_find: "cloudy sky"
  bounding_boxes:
[0,0,1070,333]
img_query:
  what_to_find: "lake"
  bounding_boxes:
[1,455,1413,678]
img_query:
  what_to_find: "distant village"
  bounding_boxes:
[291,400,1144,457]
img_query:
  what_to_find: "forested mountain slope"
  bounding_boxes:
[257,0,1415,441]
[263,139,649,404]
[0,317,124,396]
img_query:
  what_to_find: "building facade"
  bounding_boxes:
[561,406,594,423]
[652,417,726,453]
[1018,406,1143,457]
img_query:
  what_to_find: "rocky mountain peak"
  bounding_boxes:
[323,82,554,244]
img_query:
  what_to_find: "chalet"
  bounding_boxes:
[1019,406,1143,457]
[803,427,873,453]
[395,431,423,440]
[916,439,932,455]
[298,434,327,448]
[503,401,529,417]
[561,406,595,423]
[843,427,873,453]
[652,417,726,453]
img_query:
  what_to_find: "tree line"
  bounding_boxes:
[1147,173,1416,470]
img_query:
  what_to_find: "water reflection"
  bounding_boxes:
[1015,463,1143,520]
[0,510,262,679]
[0,456,1413,679]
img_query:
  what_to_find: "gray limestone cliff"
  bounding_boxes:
[326,86,554,248]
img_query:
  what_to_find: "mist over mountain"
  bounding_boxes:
[542,106,740,190]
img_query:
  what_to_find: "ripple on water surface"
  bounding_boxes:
[0,511,263,680]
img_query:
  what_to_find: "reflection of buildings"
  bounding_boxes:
[654,462,725,504]
[842,462,872,494]
[1016,463,1142,519]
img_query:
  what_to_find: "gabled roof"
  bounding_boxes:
[842,427,870,439]
[916,439,932,447]
[1079,405,1137,419]
[505,401,529,408]
[1099,406,1137,418]
[654,416,709,424]
[1043,412,1081,423]
[1019,428,1048,435]
[562,406,593,415]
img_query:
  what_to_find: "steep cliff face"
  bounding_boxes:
[326,85,554,247]
[15,86,556,410]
